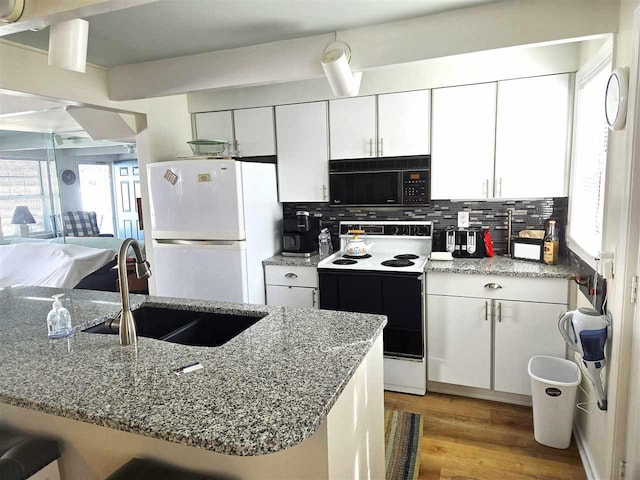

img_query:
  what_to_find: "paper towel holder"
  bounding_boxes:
[321,39,362,97]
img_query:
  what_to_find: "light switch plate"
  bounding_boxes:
[458,211,470,228]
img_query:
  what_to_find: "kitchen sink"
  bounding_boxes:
[83,306,265,347]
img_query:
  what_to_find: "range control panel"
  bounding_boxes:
[402,171,429,204]
[339,222,433,237]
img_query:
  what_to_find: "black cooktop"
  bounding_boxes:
[394,254,420,260]
[333,259,358,265]
[381,259,416,267]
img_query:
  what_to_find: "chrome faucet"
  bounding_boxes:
[111,238,151,346]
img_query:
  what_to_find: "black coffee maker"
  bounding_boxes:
[282,211,321,257]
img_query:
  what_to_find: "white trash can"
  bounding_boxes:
[528,355,582,449]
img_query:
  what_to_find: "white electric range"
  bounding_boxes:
[317,221,432,395]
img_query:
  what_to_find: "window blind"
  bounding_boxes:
[569,60,611,258]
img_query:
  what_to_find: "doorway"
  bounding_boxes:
[78,163,115,236]
[113,160,143,240]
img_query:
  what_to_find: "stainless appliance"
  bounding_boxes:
[317,221,432,395]
[282,211,321,257]
[329,156,430,206]
[442,227,485,258]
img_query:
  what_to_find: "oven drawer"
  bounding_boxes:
[265,265,318,288]
[426,272,568,304]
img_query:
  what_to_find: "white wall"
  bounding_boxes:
[572,2,640,479]
[188,42,583,113]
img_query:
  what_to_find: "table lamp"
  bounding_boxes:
[11,206,36,238]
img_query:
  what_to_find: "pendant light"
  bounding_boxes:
[48,18,89,73]
[321,40,362,97]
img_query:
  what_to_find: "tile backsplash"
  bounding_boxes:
[283,197,568,255]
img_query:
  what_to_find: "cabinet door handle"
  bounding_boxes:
[498,302,502,323]
[312,289,317,308]
[284,273,298,279]
[485,301,489,321]
[484,282,502,289]
[369,138,373,157]
[322,184,328,201]
[379,137,384,156]
[499,177,503,197]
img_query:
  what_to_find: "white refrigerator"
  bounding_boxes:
[147,159,281,304]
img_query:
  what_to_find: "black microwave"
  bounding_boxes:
[329,155,430,206]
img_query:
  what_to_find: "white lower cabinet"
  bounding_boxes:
[264,265,319,309]
[266,285,317,308]
[493,300,566,395]
[427,295,492,389]
[427,273,568,397]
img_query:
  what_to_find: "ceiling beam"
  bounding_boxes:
[107,0,618,101]
[0,0,158,36]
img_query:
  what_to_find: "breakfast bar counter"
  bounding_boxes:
[0,286,386,479]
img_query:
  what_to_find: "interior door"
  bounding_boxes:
[427,295,492,389]
[431,83,497,199]
[147,160,244,240]
[329,96,377,159]
[113,160,143,239]
[153,240,249,302]
[493,300,567,395]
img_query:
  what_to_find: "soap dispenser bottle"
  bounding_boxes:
[47,294,73,339]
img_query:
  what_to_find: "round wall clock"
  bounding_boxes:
[605,67,628,131]
[61,169,77,185]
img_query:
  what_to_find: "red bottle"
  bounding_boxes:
[483,229,494,257]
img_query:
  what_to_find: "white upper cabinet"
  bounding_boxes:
[494,74,571,198]
[378,90,430,157]
[234,107,276,157]
[431,83,497,200]
[275,102,329,202]
[329,96,377,159]
[193,111,234,144]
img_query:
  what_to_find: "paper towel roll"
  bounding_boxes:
[321,49,358,97]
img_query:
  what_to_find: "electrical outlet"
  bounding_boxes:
[458,212,470,228]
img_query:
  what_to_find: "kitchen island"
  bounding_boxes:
[0,286,386,479]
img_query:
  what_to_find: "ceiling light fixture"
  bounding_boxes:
[48,18,89,73]
[321,39,362,97]
[0,0,24,23]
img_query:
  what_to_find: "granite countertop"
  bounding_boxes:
[425,255,575,278]
[262,253,328,268]
[0,286,385,456]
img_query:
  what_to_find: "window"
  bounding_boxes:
[568,42,612,261]
[0,158,55,237]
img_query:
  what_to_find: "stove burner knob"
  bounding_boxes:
[392,226,400,235]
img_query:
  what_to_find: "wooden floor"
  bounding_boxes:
[384,391,586,480]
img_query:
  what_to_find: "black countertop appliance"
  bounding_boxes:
[282,210,321,257]
[442,227,485,258]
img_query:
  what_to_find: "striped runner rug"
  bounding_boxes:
[385,409,423,480]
